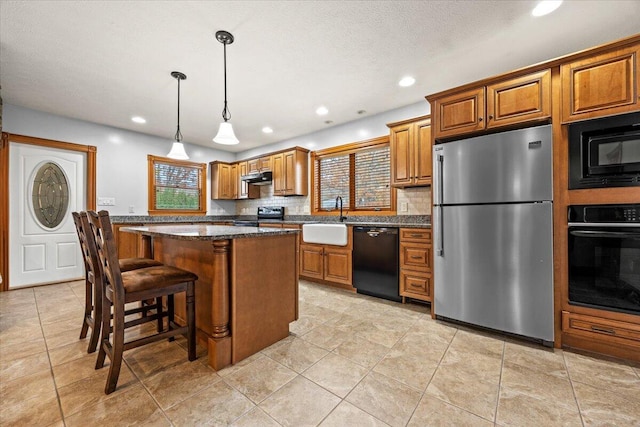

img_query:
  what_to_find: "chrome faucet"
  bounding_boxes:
[335,196,346,222]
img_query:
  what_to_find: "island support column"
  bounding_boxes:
[208,240,232,370]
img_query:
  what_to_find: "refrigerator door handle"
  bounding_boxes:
[436,154,444,256]
[437,205,444,256]
[436,154,444,205]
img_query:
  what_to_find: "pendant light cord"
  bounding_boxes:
[222,41,231,122]
[175,76,183,142]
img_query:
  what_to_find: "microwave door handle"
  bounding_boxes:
[570,230,640,239]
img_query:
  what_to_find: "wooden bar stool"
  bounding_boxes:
[85,210,197,394]
[73,212,162,353]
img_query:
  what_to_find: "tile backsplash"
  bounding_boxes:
[397,186,431,215]
[236,185,310,215]
[236,185,430,216]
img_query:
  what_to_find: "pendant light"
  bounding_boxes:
[212,30,239,145]
[167,71,189,160]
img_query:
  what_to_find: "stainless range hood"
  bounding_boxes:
[241,171,272,185]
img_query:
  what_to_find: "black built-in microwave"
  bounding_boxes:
[569,112,640,189]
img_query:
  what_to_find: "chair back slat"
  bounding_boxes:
[72,211,93,277]
[87,210,125,303]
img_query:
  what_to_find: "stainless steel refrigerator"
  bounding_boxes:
[432,125,554,344]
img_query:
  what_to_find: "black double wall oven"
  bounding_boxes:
[568,204,640,315]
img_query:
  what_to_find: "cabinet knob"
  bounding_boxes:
[478,117,483,122]
[488,115,493,120]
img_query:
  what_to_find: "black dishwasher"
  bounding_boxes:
[353,227,400,302]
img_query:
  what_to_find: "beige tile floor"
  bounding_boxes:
[1,279,639,426]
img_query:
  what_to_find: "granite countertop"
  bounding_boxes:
[121,224,300,241]
[112,214,431,229]
[343,221,430,229]
[258,219,429,228]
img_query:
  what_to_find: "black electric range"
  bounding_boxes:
[233,206,284,226]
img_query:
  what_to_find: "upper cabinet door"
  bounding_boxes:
[433,87,485,139]
[259,156,272,171]
[486,69,551,129]
[272,153,284,195]
[390,123,413,187]
[413,119,432,185]
[562,45,639,123]
[247,159,259,174]
[283,151,296,193]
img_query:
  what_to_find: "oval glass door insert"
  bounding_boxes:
[32,162,69,228]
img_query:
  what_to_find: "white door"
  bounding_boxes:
[9,143,86,288]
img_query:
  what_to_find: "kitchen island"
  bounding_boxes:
[121,224,300,370]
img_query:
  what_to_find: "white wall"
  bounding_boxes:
[4,104,235,215]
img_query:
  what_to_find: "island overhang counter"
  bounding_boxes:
[120,224,300,370]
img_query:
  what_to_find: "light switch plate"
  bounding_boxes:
[400,202,408,212]
[98,197,116,206]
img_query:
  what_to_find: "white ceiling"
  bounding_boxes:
[1,1,639,153]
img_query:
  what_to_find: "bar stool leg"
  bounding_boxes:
[105,300,125,394]
[155,297,163,332]
[187,282,196,361]
[87,276,101,353]
[95,291,110,370]
[80,272,91,340]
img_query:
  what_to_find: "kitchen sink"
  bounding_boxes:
[302,223,348,246]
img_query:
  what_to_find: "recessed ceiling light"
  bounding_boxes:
[398,76,416,87]
[131,116,146,124]
[262,126,273,134]
[316,106,329,116]
[532,0,562,17]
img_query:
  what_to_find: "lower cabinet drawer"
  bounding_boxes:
[400,270,431,301]
[400,242,431,271]
[561,311,640,347]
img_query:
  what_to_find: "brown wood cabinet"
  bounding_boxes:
[210,161,236,200]
[561,45,640,123]
[259,156,271,171]
[399,228,431,302]
[432,69,551,140]
[213,161,261,200]
[113,223,144,258]
[258,223,283,228]
[272,148,308,196]
[300,243,352,286]
[248,156,272,173]
[230,163,238,200]
[562,311,640,361]
[300,226,352,287]
[237,161,260,199]
[300,244,324,280]
[388,115,432,187]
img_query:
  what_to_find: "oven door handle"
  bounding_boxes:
[570,230,640,239]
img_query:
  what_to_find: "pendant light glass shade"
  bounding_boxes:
[213,122,239,145]
[213,30,239,145]
[167,71,189,159]
[167,142,189,159]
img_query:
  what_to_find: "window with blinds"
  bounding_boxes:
[147,155,207,215]
[312,136,394,214]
